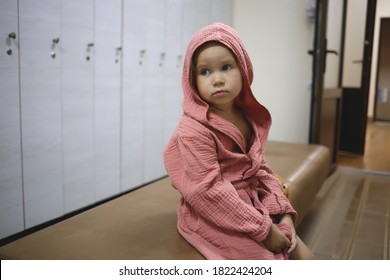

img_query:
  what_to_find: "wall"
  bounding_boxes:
[233,0,314,143]
[368,0,390,117]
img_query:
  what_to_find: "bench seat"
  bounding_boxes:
[0,141,330,260]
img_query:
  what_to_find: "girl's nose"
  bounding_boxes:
[213,72,225,87]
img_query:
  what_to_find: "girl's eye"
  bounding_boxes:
[222,64,232,71]
[199,69,211,76]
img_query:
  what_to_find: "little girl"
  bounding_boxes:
[164,23,314,260]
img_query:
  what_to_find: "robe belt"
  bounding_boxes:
[233,178,263,209]
[234,173,276,212]
[233,177,259,190]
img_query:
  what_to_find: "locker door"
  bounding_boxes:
[143,0,166,182]
[181,0,199,49]
[61,0,95,213]
[121,0,146,191]
[19,0,63,228]
[94,0,122,200]
[196,0,211,27]
[0,0,24,239]
[210,0,233,25]
[163,0,183,145]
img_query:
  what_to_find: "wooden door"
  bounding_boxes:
[339,0,376,155]
[0,0,24,239]
[374,18,390,121]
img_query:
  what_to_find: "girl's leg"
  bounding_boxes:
[289,236,316,260]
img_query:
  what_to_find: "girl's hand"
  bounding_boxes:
[279,214,297,254]
[263,223,291,254]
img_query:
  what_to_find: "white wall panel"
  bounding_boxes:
[0,0,24,239]
[19,0,64,228]
[61,0,95,213]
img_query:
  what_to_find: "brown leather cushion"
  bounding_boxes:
[0,141,330,260]
[265,141,330,225]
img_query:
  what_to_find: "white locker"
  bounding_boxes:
[0,0,235,240]
[143,0,166,182]
[163,0,183,145]
[210,0,233,25]
[0,0,24,239]
[94,0,122,201]
[19,0,64,228]
[196,0,212,28]
[121,0,146,191]
[61,0,95,213]
[181,0,199,50]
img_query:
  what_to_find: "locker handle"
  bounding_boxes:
[8,32,16,39]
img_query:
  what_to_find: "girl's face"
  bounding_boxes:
[194,43,243,111]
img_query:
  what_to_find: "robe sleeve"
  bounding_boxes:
[256,156,298,222]
[165,130,273,244]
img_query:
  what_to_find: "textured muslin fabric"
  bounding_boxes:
[163,23,297,260]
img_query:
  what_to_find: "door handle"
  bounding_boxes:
[307,49,338,56]
[326,49,338,55]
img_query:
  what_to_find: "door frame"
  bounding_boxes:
[309,0,328,144]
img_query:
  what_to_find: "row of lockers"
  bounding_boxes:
[0,0,233,240]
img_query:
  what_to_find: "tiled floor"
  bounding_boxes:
[297,167,390,259]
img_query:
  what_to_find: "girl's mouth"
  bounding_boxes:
[213,91,227,97]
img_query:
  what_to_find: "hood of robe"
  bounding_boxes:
[182,22,272,133]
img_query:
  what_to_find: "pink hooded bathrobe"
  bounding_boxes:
[163,23,297,260]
